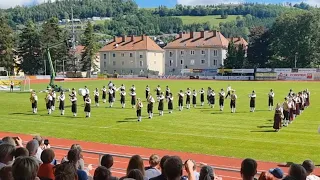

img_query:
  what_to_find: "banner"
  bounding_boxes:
[232,69,254,73]
[181,69,192,73]
[274,68,291,73]
[298,68,318,73]
[256,68,273,73]
[313,73,320,80]
[214,76,254,80]
[0,79,23,91]
[218,69,232,73]
[277,73,314,80]
[255,72,277,77]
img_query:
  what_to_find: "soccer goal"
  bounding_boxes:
[23,77,31,92]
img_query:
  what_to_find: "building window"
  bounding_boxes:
[112,61,116,66]
[130,70,133,74]
[139,61,143,67]
[180,51,184,55]
[201,50,205,55]
[190,50,195,55]
[104,61,106,68]
[113,70,116,73]
[190,60,195,65]
[122,61,124,65]
[130,53,133,57]
[140,55,143,58]
[214,60,217,66]
[112,53,116,57]
[121,70,124,74]
[103,54,107,59]
[180,59,184,65]
[213,50,218,56]
[201,60,205,64]
[169,51,173,57]
[169,60,173,67]
[121,53,125,57]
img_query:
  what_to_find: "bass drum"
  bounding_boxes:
[78,88,86,96]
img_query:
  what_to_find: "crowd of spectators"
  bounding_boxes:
[0,136,319,180]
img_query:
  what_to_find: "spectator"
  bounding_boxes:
[1,138,15,147]
[12,156,39,180]
[285,164,307,180]
[54,162,78,180]
[120,155,148,180]
[94,166,111,180]
[186,160,199,180]
[37,149,55,180]
[33,136,45,162]
[0,144,15,170]
[14,147,29,159]
[67,149,88,180]
[268,168,283,179]
[127,169,144,180]
[258,172,275,180]
[240,158,257,180]
[26,140,42,164]
[150,155,170,180]
[0,166,13,180]
[302,160,320,180]
[199,166,214,180]
[145,154,161,179]
[164,156,195,180]
[100,154,118,180]
[62,144,87,171]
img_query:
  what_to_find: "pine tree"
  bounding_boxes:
[81,21,98,77]
[224,41,237,68]
[0,16,14,74]
[19,21,42,75]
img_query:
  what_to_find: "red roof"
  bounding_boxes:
[164,31,229,49]
[228,37,248,47]
[99,35,164,52]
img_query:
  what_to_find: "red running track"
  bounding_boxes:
[1,132,318,180]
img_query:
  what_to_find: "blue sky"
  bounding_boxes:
[136,0,177,7]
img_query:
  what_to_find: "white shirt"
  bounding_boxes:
[307,175,320,180]
[179,93,184,97]
[146,87,150,91]
[108,89,114,94]
[59,94,65,101]
[186,91,191,96]
[130,92,136,96]
[102,88,107,92]
[269,92,275,98]
[227,86,231,92]
[131,87,136,91]
[149,97,155,103]
[35,147,43,163]
[47,95,53,101]
[120,86,125,90]
[158,95,165,101]
[220,91,225,96]
[85,98,91,104]
[199,90,204,94]
[85,88,89,95]
[250,94,256,98]
[71,97,77,102]
[34,95,38,101]
[211,92,216,96]
[52,92,56,99]
[193,92,197,96]
[156,87,161,91]
[94,90,99,96]
[121,91,126,96]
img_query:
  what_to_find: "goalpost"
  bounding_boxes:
[23,77,31,92]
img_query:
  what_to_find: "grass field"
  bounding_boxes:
[176,15,239,27]
[1,79,320,164]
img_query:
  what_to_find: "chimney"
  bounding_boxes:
[238,37,241,41]
[142,35,146,40]
[212,30,217,37]
[122,35,126,42]
[131,35,134,42]
[200,31,205,38]
[179,32,183,39]
[190,31,194,39]
[113,36,116,42]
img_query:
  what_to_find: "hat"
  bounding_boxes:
[269,168,284,179]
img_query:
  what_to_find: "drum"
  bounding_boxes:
[79,88,86,96]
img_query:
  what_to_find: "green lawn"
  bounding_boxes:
[176,15,240,27]
[1,80,320,164]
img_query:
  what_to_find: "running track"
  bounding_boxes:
[1,132,318,180]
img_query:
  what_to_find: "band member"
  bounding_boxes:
[70,93,77,117]
[147,94,155,119]
[207,87,211,104]
[145,85,150,99]
[10,81,14,92]
[84,94,91,118]
[155,85,161,97]
[158,92,165,116]
[119,84,125,91]
[192,90,197,108]
[268,89,275,111]
[295,93,301,116]
[185,88,191,109]
[178,90,184,111]
[130,85,136,92]
[299,92,305,113]
[94,88,99,107]
[102,86,107,103]
[305,89,310,107]
[288,89,294,97]
[70,88,77,97]
[219,89,225,111]
[51,90,56,111]
[199,88,205,106]
[165,86,170,101]
[112,85,117,101]
[209,90,215,108]
[282,97,290,127]
[120,89,126,108]
[225,85,232,99]
[249,90,256,112]
[273,103,283,132]
[136,98,143,122]
[108,87,114,108]
[230,90,237,113]
[168,93,173,113]
[83,86,90,102]
[288,97,295,122]
[45,91,53,115]
[30,91,38,114]
[130,90,136,108]
[59,91,65,115]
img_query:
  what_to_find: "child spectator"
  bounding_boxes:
[145,154,161,179]
[38,149,55,180]
[12,156,39,180]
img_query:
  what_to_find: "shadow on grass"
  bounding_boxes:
[255,110,270,112]
[4,92,31,94]
[257,125,273,128]
[9,112,37,116]
[117,117,138,123]
[250,130,276,132]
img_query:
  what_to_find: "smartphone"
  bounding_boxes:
[44,139,49,146]
[12,137,19,146]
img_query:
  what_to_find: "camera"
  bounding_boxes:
[44,139,49,146]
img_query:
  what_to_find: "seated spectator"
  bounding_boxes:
[268,168,283,179]
[164,156,195,180]
[26,140,42,164]
[0,166,13,180]
[127,169,144,180]
[240,158,257,180]
[120,155,148,180]
[37,149,55,180]
[145,154,161,179]
[67,149,88,180]
[150,155,170,180]
[186,160,199,180]
[14,147,29,159]
[33,136,45,162]
[1,137,22,148]
[199,165,214,180]
[283,164,307,180]
[302,160,320,180]
[94,166,111,180]
[258,172,275,180]
[0,144,15,170]
[100,154,118,180]
[54,162,78,180]
[12,156,39,180]
[61,144,91,173]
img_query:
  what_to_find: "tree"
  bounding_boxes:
[81,21,98,76]
[0,16,14,74]
[224,42,237,68]
[19,21,42,75]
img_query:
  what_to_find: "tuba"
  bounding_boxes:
[30,93,35,103]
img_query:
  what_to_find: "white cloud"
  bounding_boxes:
[304,0,320,5]
[177,0,243,5]
[0,0,55,9]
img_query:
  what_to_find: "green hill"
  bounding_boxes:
[176,15,240,27]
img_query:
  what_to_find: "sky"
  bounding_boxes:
[0,0,319,9]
